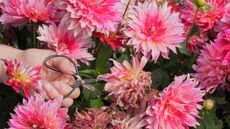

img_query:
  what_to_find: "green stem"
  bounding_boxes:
[185,7,200,43]
[32,24,39,48]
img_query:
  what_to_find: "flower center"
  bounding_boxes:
[12,70,30,83]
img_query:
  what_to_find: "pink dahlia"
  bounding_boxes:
[3,59,41,98]
[8,95,69,129]
[63,0,122,37]
[124,1,184,62]
[145,75,204,129]
[216,29,230,65]
[186,34,206,53]
[74,107,111,129]
[180,0,227,33]
[192,42,230,93]
[37,15,94,64]
[94,32,125,51]
[99,57,152,109]
[221,3,230,29]
[0,0,62,26]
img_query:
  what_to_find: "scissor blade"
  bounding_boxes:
[82,84,103,95]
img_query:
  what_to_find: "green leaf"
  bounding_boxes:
[79,69,99,78]
[151,69,170,89]
[82,88,98,102]
[95,44,113,74]
[179,41,190,55]
[90,98,104,108]
[196,109,223,129]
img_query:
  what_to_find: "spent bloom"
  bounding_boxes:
[145,75,204,129]
[64,0,122,37]
[192,42,230,93]
[8,95,69,129]
[37,15,94,64]
[99,57,152,109]
[74,107,111,129]
[125,1,184,62]
[0,0,62,26]
[180,0,227,33]
[3,59,41,98]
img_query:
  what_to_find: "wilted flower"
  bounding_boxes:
[37,15,94,64]
[63,0,122,37]
[8,95,69,129]
[180,0,227,33]
[193,42,230,93]
[145,75,204,129]
[3,59,41,98]
[0,0,62,26]
[74,107,111,129]
[99,57,152,109]
[125,1,184,62]
[111,115,145,129]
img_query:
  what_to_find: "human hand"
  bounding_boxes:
[19,49,80,107]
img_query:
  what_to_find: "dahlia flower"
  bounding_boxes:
[99,57,152,109]
[192,42,230,93]
[180,0,227,33]
[187,34,206,53]
[63,0,122,37]
[216,29,230,65]
[8,95,69,129]
[74,107,111,129]
[124,1,184,62]
[111,115,145,129]
[145,75,204,129]
[0,0,62,26]
[37,15,94,64]
[3,59,41,98]
[94,32,125,51]
[221,3,230,29]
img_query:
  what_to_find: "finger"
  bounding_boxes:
[52,81,80,99]
[43,81,61,99]
[56,75,76,85]
[62,98,73,108]
[38,81,49,99]
[49,57,76,75]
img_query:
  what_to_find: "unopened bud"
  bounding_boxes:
[203,99,215,110]
[196,0,206,7]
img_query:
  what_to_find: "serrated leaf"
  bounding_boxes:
[95,44,113,74]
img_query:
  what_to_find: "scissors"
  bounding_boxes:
[43,54,103,99]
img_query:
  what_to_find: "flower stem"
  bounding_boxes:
[32,24,39,48]
[122,0,132,19]
[185,7,200,43]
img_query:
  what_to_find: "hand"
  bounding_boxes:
[20,49,80,107]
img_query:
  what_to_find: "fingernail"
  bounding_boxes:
[44,82,52,92]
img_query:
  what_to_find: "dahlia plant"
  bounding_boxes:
[0,0,230,129]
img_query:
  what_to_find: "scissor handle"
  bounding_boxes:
[43,54,79,75]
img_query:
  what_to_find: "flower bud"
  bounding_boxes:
[203,99,215,110]
[196,0,206,7]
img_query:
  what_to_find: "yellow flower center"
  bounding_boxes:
[12,70,31,83]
